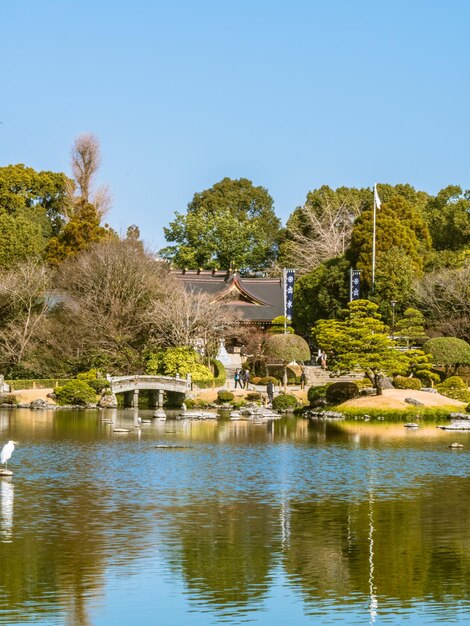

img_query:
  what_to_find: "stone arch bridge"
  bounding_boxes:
[109,375,191,408]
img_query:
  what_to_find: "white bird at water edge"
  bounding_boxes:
[1,441,18,469]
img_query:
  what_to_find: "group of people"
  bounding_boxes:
[234,368,250,389]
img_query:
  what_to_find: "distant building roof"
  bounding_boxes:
[173,269,284,324]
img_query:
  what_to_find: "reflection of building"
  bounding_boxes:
[174,270,284,327]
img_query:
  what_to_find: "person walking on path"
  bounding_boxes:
[300,368,307,390]
[266,380,274,405]
[234,368,243,389]
[243,369,250,389]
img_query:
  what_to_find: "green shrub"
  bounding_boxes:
[211,359,226,386]
[77,369,110,392]
[356,378,373,390]
[231,399,246,408]
[217,390,234,403]
[307,385,329,405]
[0,394,17,404]
[246,391,262,402]
[272,394,298,411]
[394,376,422,390]
[325,382,360,404]
[438,389,470,402]
[466,403,470,413]
[55,380,97,406]
[259,376,279,385]
[437,376,466,390]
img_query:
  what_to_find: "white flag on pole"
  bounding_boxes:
[374,184,381,209]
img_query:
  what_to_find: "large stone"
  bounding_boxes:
[405,397,424,406]
[98,393,118,408]
[30,399,55,410]
[381,376,395,390]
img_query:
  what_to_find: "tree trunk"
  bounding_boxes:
[374,372,384,395]
[283,363,288,393]
[365,368,383,395]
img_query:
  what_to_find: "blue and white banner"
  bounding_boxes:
[284,269,295,321]
[350,269,361,301]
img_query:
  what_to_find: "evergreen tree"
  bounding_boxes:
[312,300,408,394]
[160,177,281,272]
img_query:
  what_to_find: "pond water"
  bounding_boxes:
[1,408,470,625]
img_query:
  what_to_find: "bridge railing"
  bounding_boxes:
[108,374,191,391]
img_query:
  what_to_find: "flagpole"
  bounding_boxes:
[371,185,377,292]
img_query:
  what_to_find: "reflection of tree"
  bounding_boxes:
[0,472,149,625]
[163,498,280,611]
[284,477,470,606]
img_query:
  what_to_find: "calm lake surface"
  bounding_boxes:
[1,408,470,625]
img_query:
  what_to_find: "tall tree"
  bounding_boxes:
[347,196,425,294]
[0,260,51,376]
[279,186,370,274]
[0,213,45,267]
[148,286,237,355]
[160,177,281,272]
[0,163,70,237]
[424,185,470,252]
[47,239,170,373]
[70,133,111,218]
[45,201,113,266]
[414,263,470,341]
[45,134,113,265]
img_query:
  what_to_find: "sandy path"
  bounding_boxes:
[339,388,466,410]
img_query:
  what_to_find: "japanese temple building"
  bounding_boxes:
[173,269,285,328]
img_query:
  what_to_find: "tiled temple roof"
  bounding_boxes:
[173,270,284,323]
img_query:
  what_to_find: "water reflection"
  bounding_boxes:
[0,478,14,542]
[0,409,469,625]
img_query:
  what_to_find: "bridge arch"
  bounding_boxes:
[109,375,191,408]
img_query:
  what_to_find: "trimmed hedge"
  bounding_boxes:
[272,394,298,411]
[307,385,329,405]
[55,380,98,406]
[259,376,280,385]
[211,359,227,387]
[246,391,262,402]
[394,376,422,390]
[439,389,470,402]
[325,382,359,404]
[6,379,69,390]
[438,376,466,390]
[217,390,234,403]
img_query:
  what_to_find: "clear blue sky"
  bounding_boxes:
[1,0,469,250]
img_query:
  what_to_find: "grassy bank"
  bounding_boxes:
[333,405,464,421]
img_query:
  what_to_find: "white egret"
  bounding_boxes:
[0,441,18,469]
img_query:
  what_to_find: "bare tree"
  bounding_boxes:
[414,264,470,341]
[0,260,51,371]
[148,286,238,355]
[51,239,171,372]
[70,133,111,218]
[281,193,364,274]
